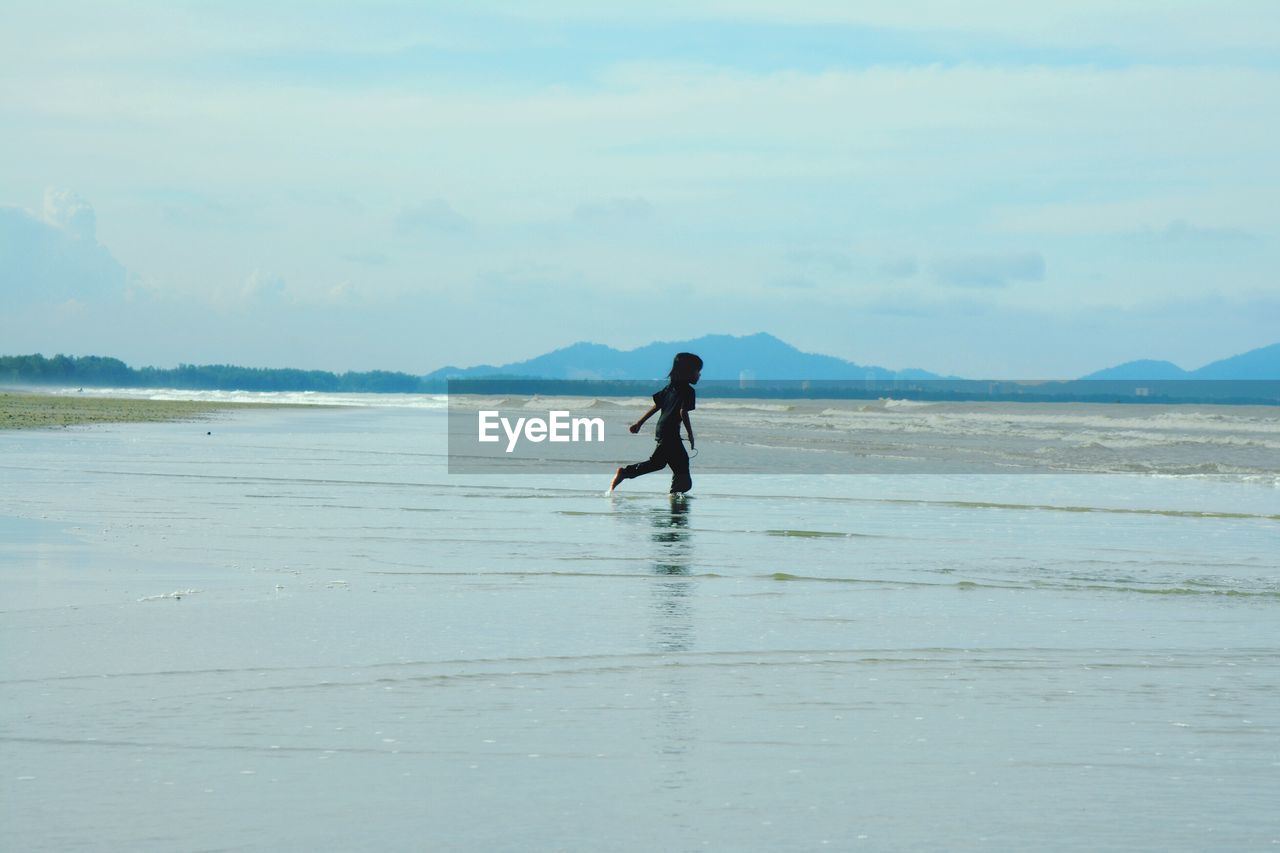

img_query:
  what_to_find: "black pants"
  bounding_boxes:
[619,440,691,493]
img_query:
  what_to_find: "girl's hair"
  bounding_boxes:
[668,352,703,382]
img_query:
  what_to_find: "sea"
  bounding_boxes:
[1,389,1278,851]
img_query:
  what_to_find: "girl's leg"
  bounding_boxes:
[668,444,691,494]
[611,444,668,490]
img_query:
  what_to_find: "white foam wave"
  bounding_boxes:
[698,402,796,412]
[53,387,451,410]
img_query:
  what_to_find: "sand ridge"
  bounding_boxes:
[0,390,266,430]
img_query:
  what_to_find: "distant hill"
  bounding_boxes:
[1190,342,1280,380]
[1083,359,1191,380]
[0,335,938,395]
[425,332,939,381]
[8,336,1275,399]
[1083,342,1280,380]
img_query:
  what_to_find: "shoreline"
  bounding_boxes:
[0,390,279,430]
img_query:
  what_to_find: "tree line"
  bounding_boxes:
[0,354,437,393]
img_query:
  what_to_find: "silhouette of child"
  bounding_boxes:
[610,352,702,495]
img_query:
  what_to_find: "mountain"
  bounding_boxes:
[1083,359,1190,380]
[1083,342,1280,380]
[423,333,939,381]
[1190,342,1280,380]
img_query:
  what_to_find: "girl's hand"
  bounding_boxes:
[629,422,642,434]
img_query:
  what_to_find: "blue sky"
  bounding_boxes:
[2,1,1277,377]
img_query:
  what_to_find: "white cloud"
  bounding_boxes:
[765,275,818,290]
[395,199,470,234]
[326,280,356,303]
[0,195,126,304]
[785,249,919,281]
[877,256,919,279]
[1158,220,1259,245]
[676,0,1280,56]
[343,251,389,266]
[572,197,655,225]
[988,192,1278,237]
[785,249,854,274]
[931,251,1044,288]
[158,193,242,230]
[42,188,97,240]
[241,269,286,302]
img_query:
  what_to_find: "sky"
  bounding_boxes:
[2,1,1278,378]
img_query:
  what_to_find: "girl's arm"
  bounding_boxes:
[630,404,660,434]
[681,409,694,448]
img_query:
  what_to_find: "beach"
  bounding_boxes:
[0,390,270,430]
[1,393,1277,851]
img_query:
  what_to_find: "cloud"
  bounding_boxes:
[343,251,389,266]
[395,199,470,234]
[159,194,241,230]
[42,188,97,240]
[241,269,286,302]
[285,189,364,214]
[931,251,1044,288]
[1159,219,1259,244]
[785,248,853,274]
[765,275,818,290]
[472,264,592,305]
[326,280,356,303]
[877,256,919,279]
[851,292,993,318]
[785,249,920,281]
[572,197,655,225]
[0,192,127,304]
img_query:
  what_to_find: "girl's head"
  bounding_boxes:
[669,352,703,384]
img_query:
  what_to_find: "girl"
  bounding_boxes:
[610,352,702,494]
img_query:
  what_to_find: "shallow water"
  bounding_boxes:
[1,400,1278,851]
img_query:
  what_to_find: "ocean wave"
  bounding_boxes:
[698,402,797,413]
[55,387,450,409]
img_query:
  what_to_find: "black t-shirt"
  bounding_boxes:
[652,382,695,442]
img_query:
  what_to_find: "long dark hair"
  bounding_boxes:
[668,352,703,383]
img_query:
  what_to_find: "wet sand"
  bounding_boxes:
[0,390,273,430]
[2,398,1277,851]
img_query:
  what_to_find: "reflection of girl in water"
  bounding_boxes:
[610,352,702,495]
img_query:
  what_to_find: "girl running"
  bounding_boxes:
[610,352,702,495]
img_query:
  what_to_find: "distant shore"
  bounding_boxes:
[0,391,267,430]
